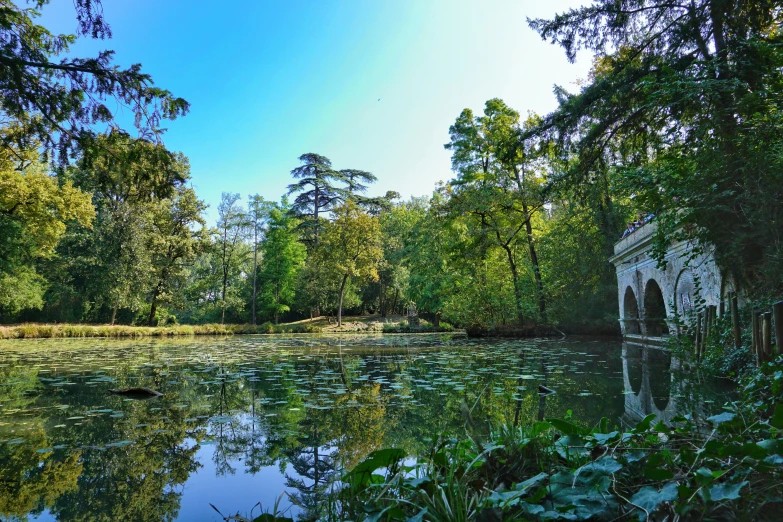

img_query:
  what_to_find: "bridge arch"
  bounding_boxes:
[623,286,641,334]
[643,279,669,336]
[610,219,722,339]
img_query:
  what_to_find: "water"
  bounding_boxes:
[0,334,733,521]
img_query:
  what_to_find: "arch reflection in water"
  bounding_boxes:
[621,343,732,426]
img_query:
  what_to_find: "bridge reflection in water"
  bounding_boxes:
[620,342,733,427]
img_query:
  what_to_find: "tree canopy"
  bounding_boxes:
[0,0,188,163]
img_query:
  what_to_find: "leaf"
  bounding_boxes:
[344,448,405,489]
[547,417,587,436]
[707,412,736,425]
[643,467,674,481]
[770,403,783,429]
[592,431,619,444]
[708,481,748,502]
[633,414,658,433]
[531,421,552,437]
[629,482,678,521]
[406,509,427,522]
[577,456,623,477]
[555,434,589,460]
[516,472,549,490]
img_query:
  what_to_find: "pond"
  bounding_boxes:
[0,334,733,521]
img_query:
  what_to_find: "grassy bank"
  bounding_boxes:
[0,315,459,339]
[0,321,323,339]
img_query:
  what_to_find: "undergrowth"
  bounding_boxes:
[329,356,783,521]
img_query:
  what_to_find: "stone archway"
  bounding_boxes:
[623,286,641,334]
[644,279,670,336]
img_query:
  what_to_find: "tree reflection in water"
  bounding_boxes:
[0,336,734,521]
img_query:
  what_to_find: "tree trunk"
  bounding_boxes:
[111,303,118,325]
[313,183,320,244]
[392,288,399,316]
[337,274,348,327]
[523,202,546,321]
[499,240,525,325]
[221,277,228,325]
[148,290,159,326]
[274,283,280,325]
[379,278,386,317]
[252,227,258,325]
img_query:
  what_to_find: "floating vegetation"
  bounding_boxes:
[0,335,735,520]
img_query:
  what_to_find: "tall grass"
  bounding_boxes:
[0,322,322,340]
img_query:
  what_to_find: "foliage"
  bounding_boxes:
[258,204,306,324]
[0,146,93,316]
[337,358,783,521]
[528,0,783,295]
[0,0,188,163]
[287,153,366,245]
[316,200,383,326]
[445,99,548,324]
[214,192,251,324]
[145,186,208,325]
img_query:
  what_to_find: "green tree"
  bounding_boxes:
[65,133,190,323]
[247,195,275,325]
[318,200,383,326]
[146,186,208,325]
[445,99,549,324]
[0,0,188,163]
[258,204,306,324]
[528,0,783,293]
[286,153,349,244]
[0,145,93,317]
[215,192,249,324]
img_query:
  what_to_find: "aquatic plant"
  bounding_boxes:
[334,356,783,521]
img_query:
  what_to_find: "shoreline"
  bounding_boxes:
[0,322,462,340]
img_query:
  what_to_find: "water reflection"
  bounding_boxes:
[621,343,728,426]
[0,335,732,521]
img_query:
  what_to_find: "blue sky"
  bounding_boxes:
[46,0,591,222]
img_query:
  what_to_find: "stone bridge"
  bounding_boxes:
[609,220,725,341]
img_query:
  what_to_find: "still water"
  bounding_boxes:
[0,334,733,521]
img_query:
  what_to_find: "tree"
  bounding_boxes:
[0,1,188,164]
[215,193,249,324]
[319,200,383,326]
[528,1,783,293]
[247,195,275,325]
[445,99,549,324]
[64,133,190,323]
[146,186,208,325]
[390,195,451,321]
[286,153,349,244]
[258,204,306,324]
[0,144,93,317]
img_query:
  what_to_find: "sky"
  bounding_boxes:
[45,0,592,222]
